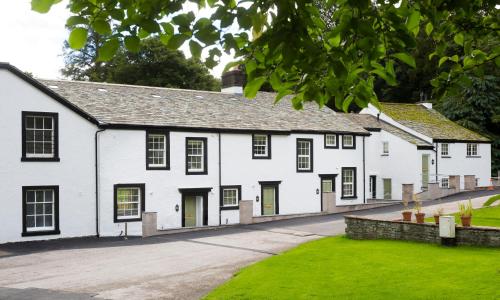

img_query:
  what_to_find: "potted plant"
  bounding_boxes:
[414,199,425,224]
[458,199,473,227]
[401,194,412,222]
[433,207,444,224]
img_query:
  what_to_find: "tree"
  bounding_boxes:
[62,36,220,91]
[33,0,499,111]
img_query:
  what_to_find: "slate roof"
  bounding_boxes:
[39,79,369,134]
[346,114,432,147]
[379,103,489,142]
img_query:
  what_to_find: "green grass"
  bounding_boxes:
[425,205,500,227]
[483,194,500,207]
[205,237,500,300]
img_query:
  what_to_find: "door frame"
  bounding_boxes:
[179,187,212,227]
[319,174,337,211]
[259,181,281,216]
[369,175,376,199]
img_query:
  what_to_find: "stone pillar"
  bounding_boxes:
[449,175,460,191]
[464,175,476,191]
[142,212,158,237]
[402,184,414,204]
[239,200,254,224]
[323,192,336,213]
[428,182,441,200]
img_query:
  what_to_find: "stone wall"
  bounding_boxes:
[345,215,500,247]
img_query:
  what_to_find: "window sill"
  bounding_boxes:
[297,169,313,173]
[466,156,481,158]
[324,146,338,149]
[21,157,60,162]
[146,166,170,170]
[221,206,239,211]
[186,171,208,175]
[22,229,60,237]
[441,156,451,158]
[114,217,142,223]
[252,156,271,159]
[341,146,356,150]
[341,196,357,200]
[381,154,389,156]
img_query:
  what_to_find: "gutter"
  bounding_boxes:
[95,128,106,237]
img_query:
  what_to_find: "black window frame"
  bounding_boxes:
[220,185,242,210]
[341,167,357,199]
[324,134,339,149]
[252,134,272,159]
[22,185,60,237]
[113,183,146,223]
[21,111,60,162]
[145,129,170,170]
[296,138,314,173]
[341,134,356,149]
[185,137,208,175]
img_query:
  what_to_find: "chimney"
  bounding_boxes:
[221,68,245,94]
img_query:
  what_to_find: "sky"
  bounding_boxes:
[0,1,232,80]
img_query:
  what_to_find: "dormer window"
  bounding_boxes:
[22,112,59,161]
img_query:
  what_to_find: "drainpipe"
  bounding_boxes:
[434,142,438,183]
[218,132,222,226]
[362,136,366,204]
[95,128,106,237]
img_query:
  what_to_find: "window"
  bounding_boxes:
[441,143,449,157]
[146,130,169,170]
[186,137,207,174]
[322,179,333,193]
[22,112,59,161]
[342,135,355,149]
[441,177,449,188]
[382,141,389,155]
[466,143,478,156]
[475,178,479,187]
[324,134,338,149]
[22,186,59,236]
[220,185,241,209]
[114,184,145,222]
[341,167,356,198]
[252,134,271,159]
[296,139,313,172]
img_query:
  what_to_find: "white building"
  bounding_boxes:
[0,63,492,244]
[360,103,492,191]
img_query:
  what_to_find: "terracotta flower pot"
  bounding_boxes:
[434,215,440,224]
[402,211,412,222]
[415,213,425,224]
[461,216,472,227]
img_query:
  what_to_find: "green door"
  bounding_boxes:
[184,196,197,227]
[422,154,430,189]
[262,186,276,216]
[383,178,392,200]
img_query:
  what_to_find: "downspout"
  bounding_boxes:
[434,142,438,183]
[362,136,366,204]
[218,132,222,226]
[95,128,106,237]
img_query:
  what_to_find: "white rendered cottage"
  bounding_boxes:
[0,63,492,244]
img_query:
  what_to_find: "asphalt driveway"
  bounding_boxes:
[0,189,497,300]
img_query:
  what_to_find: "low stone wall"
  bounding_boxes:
[345,215,500,247]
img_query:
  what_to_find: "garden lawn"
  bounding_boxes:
[205,236,500,300]
[425,205,500,227]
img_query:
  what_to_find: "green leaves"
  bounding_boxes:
[406,9,421,36]
[189,40,203,58]
[92,20,111,35]
[392,53,416,69]
[124,36,140,53]
[425,22,433,36]
[453,33,464,46]
[244,76,266,98]
[97,38,119,61]
[68,28,88,49]
[31,0,56,13]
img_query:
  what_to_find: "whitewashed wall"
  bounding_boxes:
[436,143,491,188]
[0,69,97,244]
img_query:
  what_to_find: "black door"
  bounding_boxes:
[369,175,376,199]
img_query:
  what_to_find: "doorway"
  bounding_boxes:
[180,188,210,227]
[383,178,392,200]
[319,174,337,212]
[369,175,376,199]
[259,181,280,216]
[422,154,430,190]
